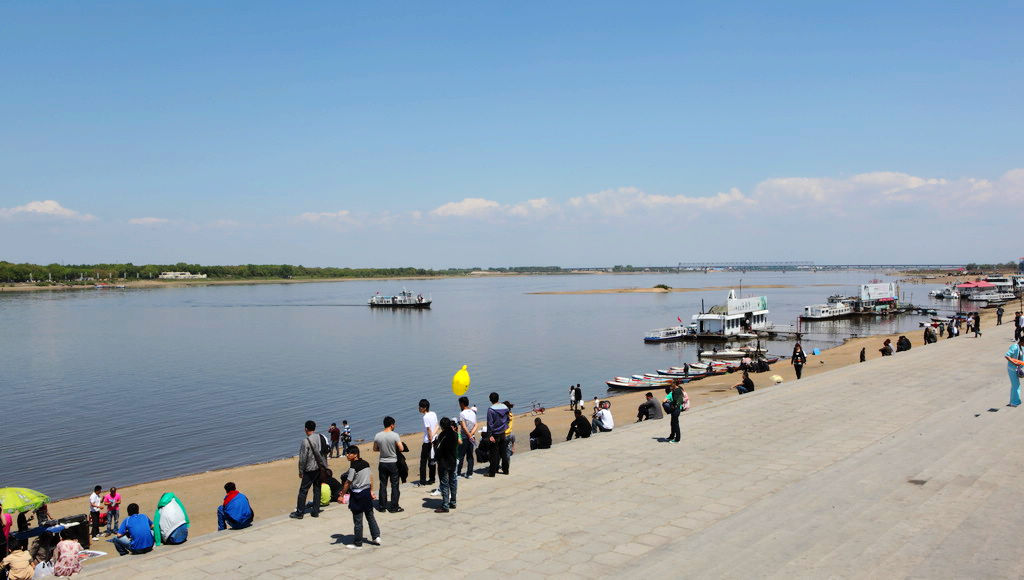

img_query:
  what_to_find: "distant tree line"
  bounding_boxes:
[0,261,476,283]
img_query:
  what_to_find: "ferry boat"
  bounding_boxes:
[800,301,853,320]
[690,290,770,340]
[643,325,691,343]
[368,289,432,308]
[967,291,1015,302]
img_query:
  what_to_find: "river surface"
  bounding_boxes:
[1,271,961,499]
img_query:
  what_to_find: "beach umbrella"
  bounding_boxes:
[452,364,471,396]
[0,487,50,513]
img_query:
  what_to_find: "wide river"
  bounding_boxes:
[2,271,958,499]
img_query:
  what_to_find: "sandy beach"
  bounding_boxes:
[44,297,1003,566]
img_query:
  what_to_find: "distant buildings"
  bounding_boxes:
[158,271,207,279]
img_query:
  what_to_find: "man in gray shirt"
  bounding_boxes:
[373,416,407,513]
[291,420,327,519]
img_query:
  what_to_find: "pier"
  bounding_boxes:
[84,324,1023,579]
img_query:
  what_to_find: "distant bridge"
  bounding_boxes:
[677,261,814,269]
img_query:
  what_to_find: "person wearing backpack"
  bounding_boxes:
[668,384,685,443]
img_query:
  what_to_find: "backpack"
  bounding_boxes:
[671,387,685,411]
[318,433,330,460]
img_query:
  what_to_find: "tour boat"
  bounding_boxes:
[643,325,691,343]
[690,290,770,340]
[800,302,854,320]
[967,291,1014,302]
[368,288,432,308]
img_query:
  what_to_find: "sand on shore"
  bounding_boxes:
[46,304,1006,565]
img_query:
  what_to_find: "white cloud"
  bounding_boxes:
[128,217,170,225]
[295,210,355,223]
[0,200,96,221]
[430,198,502,218]
[567,187,753,216]
[291,168,1024,231]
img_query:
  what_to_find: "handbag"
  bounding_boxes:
[1017,367,1023,378]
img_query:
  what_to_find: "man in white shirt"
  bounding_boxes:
[457,396,478,478]
[593,404,615,433]
[89,485,103,539]
[418,399,439,486]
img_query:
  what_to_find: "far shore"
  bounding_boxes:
[44,300,1001,568]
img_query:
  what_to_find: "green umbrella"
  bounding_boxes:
[0,487,50,513]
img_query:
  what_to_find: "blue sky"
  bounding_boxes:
[2,1,1022,267]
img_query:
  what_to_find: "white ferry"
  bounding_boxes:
[800,301,853,320]
[368,289,432,309]
[643,325,691,343]
[691,290,770,340]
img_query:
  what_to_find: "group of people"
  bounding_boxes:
[1,526,88,579]
[283,391,531,548]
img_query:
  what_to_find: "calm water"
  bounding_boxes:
[1,271,956,499]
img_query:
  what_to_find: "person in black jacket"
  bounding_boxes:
[791,343,807,379]
[566,410,591,440]
[433,417,459,513]
[529,418,552,450]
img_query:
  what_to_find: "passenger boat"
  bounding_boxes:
[800,302,853,320]
[643,325,690,343]
[368,288,432,308]
[690,289,770,340]
[967,291,1015,302]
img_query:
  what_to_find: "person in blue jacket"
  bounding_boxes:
[217,482,254,530]
[1005,337,1024,407]
[112,503,154,556]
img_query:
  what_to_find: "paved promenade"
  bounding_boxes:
[84,323,1023,579]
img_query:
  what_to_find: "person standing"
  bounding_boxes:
[996,305,1004,325]
[1006,337,1024,407]
[341,446,380,549]
[668,383,685,443]
[103,487,121,536]
[859,347,866,362]
[417,399,439,486]
[485,393,510,477]
[574,385,583,412]
[328,423,342,458]
[456,397,477,479]
[434,417,459,513]
[973,312,982,338]
[89,485,103,540]
[290,420,327,519]
[568,385,577,411]
[791,343,807,380]
[372,416,406,513]
[1015,312,1022,341]
[341,421,352,453]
